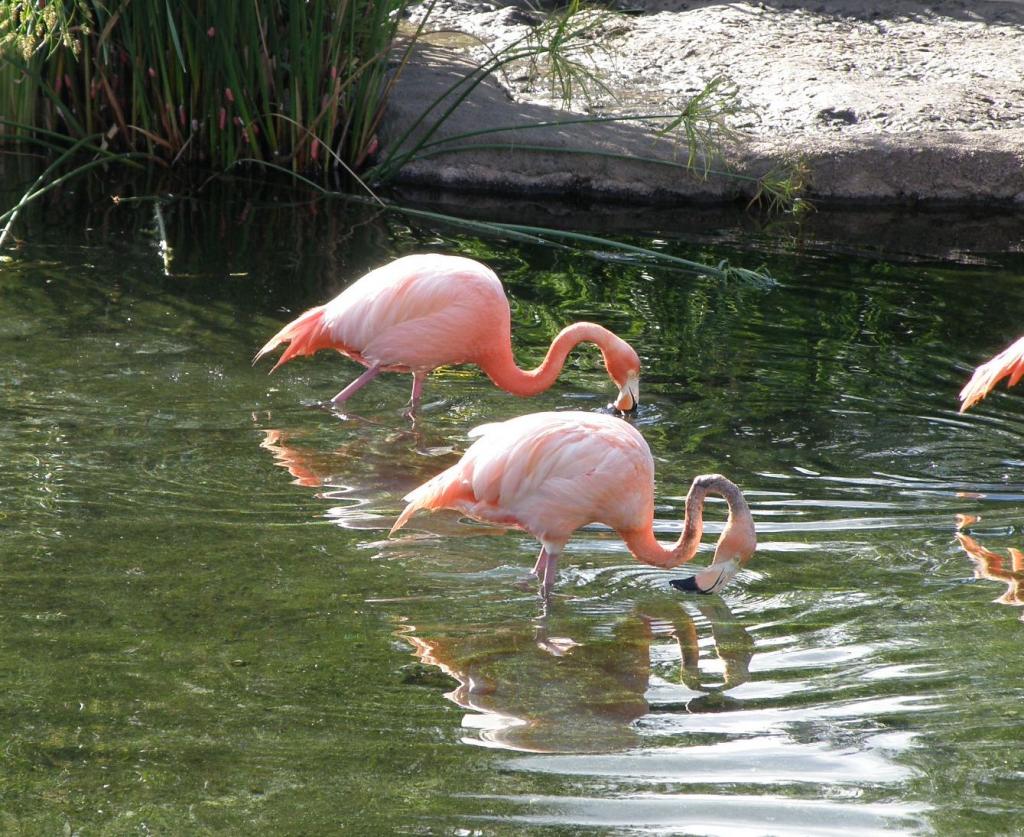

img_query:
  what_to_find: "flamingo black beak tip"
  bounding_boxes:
[669,576,712,595]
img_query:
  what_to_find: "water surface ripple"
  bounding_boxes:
[1,200,1022,834]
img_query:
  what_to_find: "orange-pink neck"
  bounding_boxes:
[480,322,620,397]
[620,476,755,570]
[621,489,708,569]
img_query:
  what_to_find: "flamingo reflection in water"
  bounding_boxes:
[258,427,454,531]
[400,598,754,753]
[954,515,1024,622]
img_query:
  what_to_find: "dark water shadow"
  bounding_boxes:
[393,184,1024,267]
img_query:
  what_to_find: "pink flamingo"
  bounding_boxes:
[254,253,641,412]
[959,335,1024,412]
[391,411,757,596]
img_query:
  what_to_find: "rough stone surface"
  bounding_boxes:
[381,0,1024,205]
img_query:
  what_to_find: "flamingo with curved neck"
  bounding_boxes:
[254,254,640,413]
[391,411,757,596]
[480,322,636,399]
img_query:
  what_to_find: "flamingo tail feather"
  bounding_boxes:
[253,306,331,373]
[390,468,469,535]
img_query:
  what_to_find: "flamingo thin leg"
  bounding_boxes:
[405,372,427,414]
[330,363,381,407]
[531,546,549,579]
[533,547,559,598]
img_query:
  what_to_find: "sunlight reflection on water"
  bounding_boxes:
[466,793,927,835]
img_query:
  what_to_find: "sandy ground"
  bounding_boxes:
[381,0,1024,204]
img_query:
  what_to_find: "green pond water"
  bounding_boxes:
[2,185,1023,835]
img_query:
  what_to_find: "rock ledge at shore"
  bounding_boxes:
[380,0,1024,206]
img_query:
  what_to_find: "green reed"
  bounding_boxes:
[0,0,405,171]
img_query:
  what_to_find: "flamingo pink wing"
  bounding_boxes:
[443,411,655,542]
[322,253,509,370]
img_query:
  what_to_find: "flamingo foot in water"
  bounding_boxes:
[513,574,539,592]
[513,546,558,596]
[512,548,545,592]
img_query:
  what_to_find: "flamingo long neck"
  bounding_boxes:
[480,322,619,397]
[621,476,755,570]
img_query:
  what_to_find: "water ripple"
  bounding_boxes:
[465,792,926,835]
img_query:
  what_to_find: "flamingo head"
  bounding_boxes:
[606,341,641,413]
[670,474,756,595]
[676,524,755,595]
[670,559,742,595]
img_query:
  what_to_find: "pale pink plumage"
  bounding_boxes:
[254,253,641,412]
[391,411,757,596]
[959,335,1024,412]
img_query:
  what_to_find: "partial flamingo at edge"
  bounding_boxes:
[959,335,1024,412]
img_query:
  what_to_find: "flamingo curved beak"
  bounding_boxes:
[614,372,640,413]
